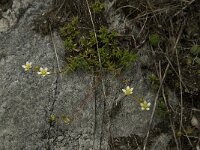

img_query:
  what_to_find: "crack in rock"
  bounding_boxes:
[0,0,33,32]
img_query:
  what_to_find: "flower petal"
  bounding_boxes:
[122,89,126,93]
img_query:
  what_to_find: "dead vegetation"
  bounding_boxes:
[33,0,107,36]
[114,0,200,149]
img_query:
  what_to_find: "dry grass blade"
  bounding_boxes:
[84,0,107,149]
[49,25,61,74]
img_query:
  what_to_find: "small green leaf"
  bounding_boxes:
[195,57,200,65]
[149,33,160,46]
[191,45,200,55]
[80,36,87,46]
[91,1,104,13]
[48,114,56,123]
[34,66,40,72]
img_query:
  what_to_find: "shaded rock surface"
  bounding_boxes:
[0,0,174,149]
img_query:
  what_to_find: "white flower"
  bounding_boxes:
[191,116,199,129]
[140,100,151,111]
[122,86,133,96]
[22,61,32,71]
[37,67,50,77]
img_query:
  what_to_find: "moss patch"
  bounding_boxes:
[60,17,137,72]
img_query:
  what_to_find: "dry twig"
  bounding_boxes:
[143,63,170,150]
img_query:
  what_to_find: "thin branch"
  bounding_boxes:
[182,125,194,147]
[136,16,148,38]
[143,63,170,150]
[164,55,187,89]
[192,108,200,112]
[133,135,141,150]
[162,86,180,150]
[173,18,185,134]
[158,60,181,150]
[49,25,61,74]
[92,69,97,148]
[176,47,183,132]
[174,0,196,17]
[84,0,107,149]
[170,117,180,150]
[84,0,106,97]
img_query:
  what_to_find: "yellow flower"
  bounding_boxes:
[61,115,70,124]
[140,100,151,111]
[22,61,32,71]
[48,114,56,123]
[50,114,56,121]
[122,86,133,96]
[37,67,50,77]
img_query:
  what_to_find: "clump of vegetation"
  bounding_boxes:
[60,17,137,73]
[190,45,200,65]
[91,1,104,13]
[190,45,200,56]
[156,98,169,119]
[48,114,71,125]
[148,73,160,90]
[149,33,160,47]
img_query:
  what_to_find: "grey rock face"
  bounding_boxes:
[0,0,173,149]
[0,0,35,32]
[150,134,171,150]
